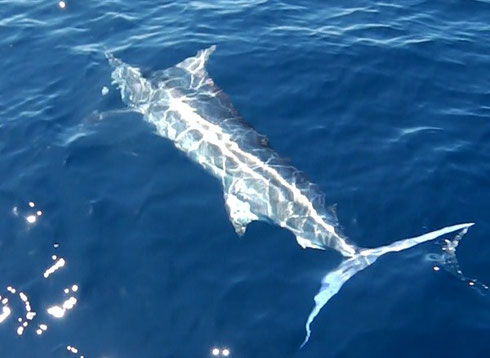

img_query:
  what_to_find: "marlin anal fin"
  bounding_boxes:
[296,235,324,250]
[224,193,258,236]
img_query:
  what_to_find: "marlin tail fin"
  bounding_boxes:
[301,222,482,348]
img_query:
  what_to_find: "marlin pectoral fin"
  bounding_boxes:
[86,108,141,122]
[224,193,258,236]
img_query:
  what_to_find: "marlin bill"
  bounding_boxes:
[106,46,487,346]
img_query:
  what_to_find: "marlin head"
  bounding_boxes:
[106,52,151,109]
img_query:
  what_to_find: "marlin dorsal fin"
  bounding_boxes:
[175,45,216,86]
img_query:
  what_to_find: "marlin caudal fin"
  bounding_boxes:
[301,222,476,348]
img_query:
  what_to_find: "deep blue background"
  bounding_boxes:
[1,0,489,357]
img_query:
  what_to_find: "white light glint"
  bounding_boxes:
[433,266,440,271]
[0,306,11,323]
[66,346,79,354]
[19,292,28,302]
[63,297,77,309]
[222,348,230,356]
[47,296,77,318]
[40,324,47,330]
[36,329,42,335]
[212,348,220,356]
[26,215,37,224]
[43,258,66,278]
[59,1,66,8]
[29,202,35,208]
[37,210,42,216]
[71,285,78,292]
[26,312,36,320]
[47,306,65,318]
[17,326,24,335]
[66,344,83,356]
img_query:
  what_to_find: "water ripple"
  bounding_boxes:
[0,0,489,356]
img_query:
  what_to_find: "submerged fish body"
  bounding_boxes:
[108,46,357,256]
[108,47,483,346]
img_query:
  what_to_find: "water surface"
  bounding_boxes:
[0,0,489,357]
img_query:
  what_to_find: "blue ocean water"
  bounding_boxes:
[1,0,490,357]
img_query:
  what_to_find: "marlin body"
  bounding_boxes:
[108,46,356,256]
[107,46,484,346]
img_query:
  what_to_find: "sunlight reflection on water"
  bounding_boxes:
[0,201,85,356]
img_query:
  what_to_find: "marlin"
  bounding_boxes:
[107,46,485,346]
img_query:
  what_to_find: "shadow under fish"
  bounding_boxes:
[105,46,488,347]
